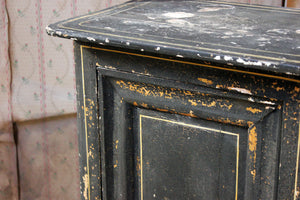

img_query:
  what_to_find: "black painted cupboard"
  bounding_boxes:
[47,1,300,199]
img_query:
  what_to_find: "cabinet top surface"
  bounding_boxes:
[47,0,300,76]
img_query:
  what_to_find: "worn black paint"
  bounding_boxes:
[49,1,299,200]
[47,0,300,77]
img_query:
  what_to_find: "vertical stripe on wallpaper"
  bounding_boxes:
[35,0,50,199]
[1,0,12,131]
[72,0,77,112]
[71,1,81,199]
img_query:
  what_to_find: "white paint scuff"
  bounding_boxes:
[214,56,221,60]
[259,101,276,105]
[236,58,262,66]
[228,87,252,95]
[45,26,54,35]
[248,97,255,102]
[224,56,233,61]
[162,12,194,18]
[56,31,62,36]
[267,29,289,35]
[236,58,274,67]
[87,37,96,41]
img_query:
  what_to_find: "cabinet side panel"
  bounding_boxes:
[74,42,101,200]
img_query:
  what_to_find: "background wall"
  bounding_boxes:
[0,0,298,199]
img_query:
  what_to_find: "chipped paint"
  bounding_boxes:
[179,110,197,118]
[155,47,160,51]
[259,100,276,105]
[236,58,275,67]
[156,108,169,112]
[198,5,234,12]
[45,26,53,34]
[201,101,216,107]
[115,140,119,149]
[295,190,300,199]
[198,78,213,85]
[162,12,194,18]
[214,56,221,60]
[176,54,184,58]
[248,97,255,102]
[114,160,118,168]
[267,29,290,35]
[188,99,197,106]
[105,38,110,43]
[249,126,257,182]
[56,31,62,36]
[246,107,262,114]
[136,156,141,177]
[82,174,89,200]
[141,103,148,107]
[236,58,262,66]
[219,103,233,110]
[275,87,285,91]
[251,169,256,181]
[88,149,94,159]
[224,56,233,61]
[228,87,252,95]
[87,37,96,41]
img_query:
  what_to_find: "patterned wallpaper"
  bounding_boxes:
[0,0,18,199]
[3,0,127,199]
[17,115,79,200]
[7,0,128,121]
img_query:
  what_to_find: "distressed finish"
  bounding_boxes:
[47,1,300,200]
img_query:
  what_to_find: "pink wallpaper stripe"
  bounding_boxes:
[35,0,51,199]
[72,0,78,112]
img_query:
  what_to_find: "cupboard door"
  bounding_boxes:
[99,74,281,200]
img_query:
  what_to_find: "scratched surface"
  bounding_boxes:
[47,0,300,76]
[78,44,298,200]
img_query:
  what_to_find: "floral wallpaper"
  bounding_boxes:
[17,115,79,200]
[4,0,127,199]
[0,0,18,199]
[7,0,128,121]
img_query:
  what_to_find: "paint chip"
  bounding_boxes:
[87,37,96,41]
[162,12,194,18]
[214,56,221,60]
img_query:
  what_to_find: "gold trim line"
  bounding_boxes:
[139,114,239,200]
[81,45,91,200]
[83,46,300,84]
[294,118,300,200]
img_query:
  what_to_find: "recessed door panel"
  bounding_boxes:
[135,109,244,200]
[99,74,282,200]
